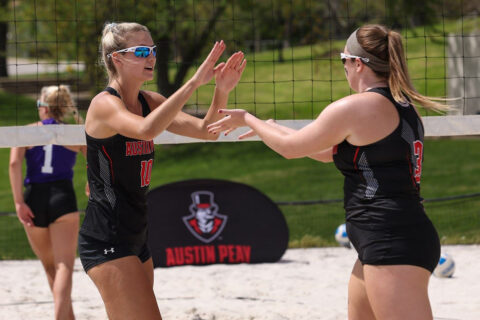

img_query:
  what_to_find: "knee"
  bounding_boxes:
[43,262,56,279]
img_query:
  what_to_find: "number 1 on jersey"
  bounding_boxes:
[140,159,153,187]
[41,145,54,174]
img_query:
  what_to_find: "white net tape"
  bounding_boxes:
[1,115,479,148]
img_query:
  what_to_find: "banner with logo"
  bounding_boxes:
[147,179,289,268]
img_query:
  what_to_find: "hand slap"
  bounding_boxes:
[207,109,249,135]
[215,51,247,93]
[192,40,226,86]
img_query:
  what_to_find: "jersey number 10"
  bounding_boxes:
[140,159,153,187]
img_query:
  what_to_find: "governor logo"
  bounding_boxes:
[182,191,228,243]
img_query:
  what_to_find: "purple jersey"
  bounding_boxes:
[24,118,77,185]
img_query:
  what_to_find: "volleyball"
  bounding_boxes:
[433,253,455,278]
[334,223,351,248]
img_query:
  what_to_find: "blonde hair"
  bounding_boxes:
[42,85,83,124]
[100,22,150,79]
[356,24,448,113]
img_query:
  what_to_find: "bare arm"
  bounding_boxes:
[207,98,353,159]
[167,51,247,140]
[9,147,35,226]
[86,41,227,141]
[238,119,334,162]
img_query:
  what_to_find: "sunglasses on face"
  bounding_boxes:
[36,100,49,108]
[108,45,157,58]
[340,52,370,65]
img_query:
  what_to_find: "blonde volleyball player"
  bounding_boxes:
[9,85,86,320]
[79,22,246,319]
[208,24,447,320]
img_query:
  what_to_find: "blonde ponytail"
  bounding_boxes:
[356,24,449,113]
[43,85,84,124]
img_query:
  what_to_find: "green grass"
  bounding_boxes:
[1,18,479,259]
[1,138,479,259]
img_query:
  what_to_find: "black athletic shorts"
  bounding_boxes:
[78,233,152,273]
[346,219,440,273]
[24,179,78,228]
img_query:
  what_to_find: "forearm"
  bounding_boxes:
[204,87,229,123]
[143,79,199,139]
[245,114,293,157]
[9,163,24,204]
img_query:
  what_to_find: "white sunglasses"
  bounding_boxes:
[340,53,369,64]
[107,45,157,58]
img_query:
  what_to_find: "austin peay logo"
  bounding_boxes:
[182,191,228,243]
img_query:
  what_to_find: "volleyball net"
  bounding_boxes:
[0,0,479,147]
[0,1,479,258]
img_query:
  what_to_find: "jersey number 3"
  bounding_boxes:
[413,140,423,183]
[140,159,153,187]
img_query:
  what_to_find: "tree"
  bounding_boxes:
[0,0,9,77]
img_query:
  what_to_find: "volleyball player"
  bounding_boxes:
[207,24,446,320]
[78,22,246,319]
[9,85,86,320]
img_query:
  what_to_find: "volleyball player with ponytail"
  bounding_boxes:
[9,85,86,320]
[208,24,447,320]
[79,22,245,319]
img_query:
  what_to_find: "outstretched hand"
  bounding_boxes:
[207,109,249,136]
[214,51,247,93]
[191,41,226,87]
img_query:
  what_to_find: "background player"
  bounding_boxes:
[9,85,86,320]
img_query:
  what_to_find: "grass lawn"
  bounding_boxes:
[0,19,479,259]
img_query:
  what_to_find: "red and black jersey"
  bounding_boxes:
[81,87,154,246]
[333,87,429,229]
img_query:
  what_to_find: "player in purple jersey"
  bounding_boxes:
[9,85,87,320]
[80,22,246,319]
[208,24,448,320]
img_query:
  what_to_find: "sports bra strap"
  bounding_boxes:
[103,86,151,117]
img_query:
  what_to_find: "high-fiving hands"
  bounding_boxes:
[191,41,226,87]
[207,109,250,137]
[214,51,247,93]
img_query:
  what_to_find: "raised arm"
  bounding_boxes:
[86,41,226,141]
[167,51,247,140]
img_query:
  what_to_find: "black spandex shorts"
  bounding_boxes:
[24,180,78,228]
[78,233,152,273]
[346,219,440,273]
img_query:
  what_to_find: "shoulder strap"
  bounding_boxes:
[138,91,151,117]
[104,87,151,117]
[104,86,121,99]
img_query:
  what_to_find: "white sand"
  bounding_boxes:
[0,245,479,320]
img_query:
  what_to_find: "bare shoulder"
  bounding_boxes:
[26,121,43,127]
[87,91,124,117]
[330,92,394,116]
[139,90,166,111]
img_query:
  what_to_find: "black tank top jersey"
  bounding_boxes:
[333,87,429,229]
[81,87,155,246]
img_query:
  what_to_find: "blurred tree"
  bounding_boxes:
[0,0,9,76]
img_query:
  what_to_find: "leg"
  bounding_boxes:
[142,257,155,287]
[23,225,56,290]
[364,264,433,320]
[49,212,79,320]
[87,256,162,320]
[348,259,376,320]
